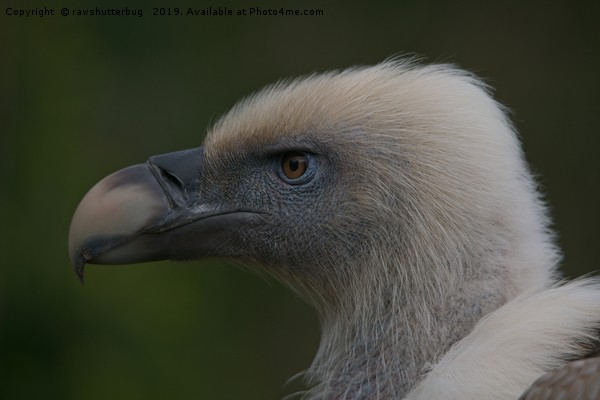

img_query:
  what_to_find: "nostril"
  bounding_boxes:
[159,168,184,191]
[146,162,188,208]
[146,147,204,208]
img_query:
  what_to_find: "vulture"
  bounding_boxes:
[69,60,600,399]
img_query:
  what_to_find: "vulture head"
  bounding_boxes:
[68,60,600,399]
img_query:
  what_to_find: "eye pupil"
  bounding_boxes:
[282,152,308,180]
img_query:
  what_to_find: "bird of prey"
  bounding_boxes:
[69,60,600,399]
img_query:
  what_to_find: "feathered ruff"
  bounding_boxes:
[406,279,600,400]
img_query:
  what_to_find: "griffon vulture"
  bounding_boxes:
[68,60,600,399]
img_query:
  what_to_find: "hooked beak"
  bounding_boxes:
[68,146,262,281]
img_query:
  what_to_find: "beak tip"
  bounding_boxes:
[67,162,170,282]
[70,250,86,283]
[76,267,85,284]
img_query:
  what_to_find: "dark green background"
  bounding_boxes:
[1,1,599,399]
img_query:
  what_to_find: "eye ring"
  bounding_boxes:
[282,152,308,180]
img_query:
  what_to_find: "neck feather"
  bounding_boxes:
[301,253,509,399]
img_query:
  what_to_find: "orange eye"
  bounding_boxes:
[282,152,308,180]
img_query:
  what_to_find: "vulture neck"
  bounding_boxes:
[302,252,509,399]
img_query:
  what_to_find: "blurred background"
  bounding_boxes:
[1,0,599,398]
